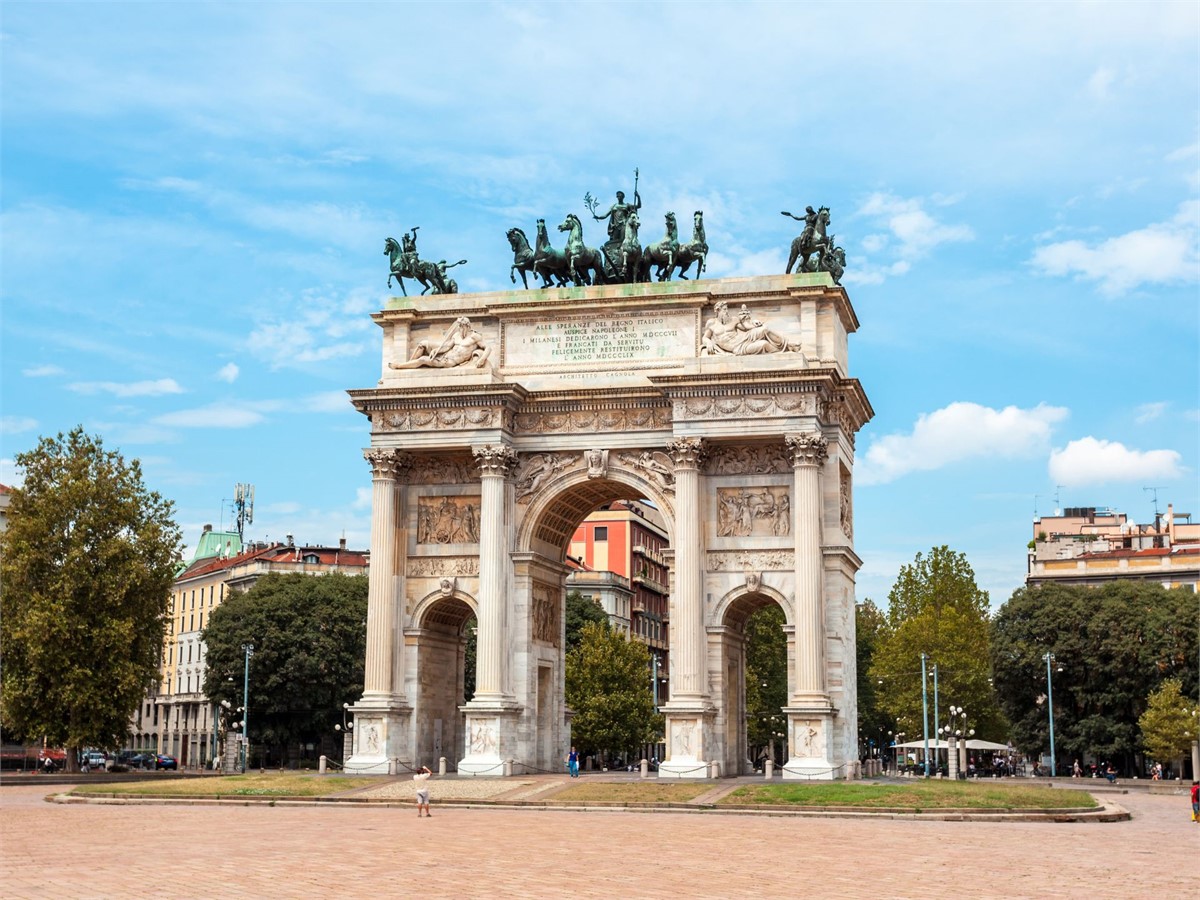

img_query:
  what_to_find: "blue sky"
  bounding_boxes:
[2,2,1197,606]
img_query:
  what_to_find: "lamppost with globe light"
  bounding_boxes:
[1043,652,1061,776]
[240,643,254,772]
[939,705,974,778]
[334,702,355,763]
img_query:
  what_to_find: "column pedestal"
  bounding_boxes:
[782,708,837,780]
[344,700,412,774]
[658,705,716,779]
[458,705,521,777]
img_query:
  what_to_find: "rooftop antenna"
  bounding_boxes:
[1143,486,1164,523]
[1033,493,1042,518]
[1054,485,1064,514]
[234,482,255,542]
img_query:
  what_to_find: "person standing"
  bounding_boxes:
[567,746,579,778]
[1191,780,1198,823]
[413,765,433,818]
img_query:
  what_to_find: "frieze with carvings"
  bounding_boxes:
[407,456,478,485]
[616,449,676,494]
[839,464,853,539]
[376,406,509,432]
[673,392,815,421]
[717,487,790,538]
[407,556,480,577]
[707,551,795,572]
[705,443,791,475]
[514,452,582,504]
[513,405,671,435]
[416,496,481,544]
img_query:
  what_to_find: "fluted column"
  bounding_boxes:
[667,437,706,699]
[786,431,828,703]
[362,448,405,698]
[472,444,516,701]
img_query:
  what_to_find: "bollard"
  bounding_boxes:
[438,756,447,776]
[319,755,327,775]
[640,758,648,779]
[764,759,774,778]
[504,758,513,777]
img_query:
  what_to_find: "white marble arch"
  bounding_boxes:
[345,273,871,778]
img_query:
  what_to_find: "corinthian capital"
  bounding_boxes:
[363,448,402,480]
[785,432,828,467]
[666,437,706,469]
[473,444,517,477]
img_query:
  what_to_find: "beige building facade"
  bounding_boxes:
[347,272,872,779]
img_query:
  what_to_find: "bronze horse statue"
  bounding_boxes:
[640,211,680,282]
[557,214,607,286]
[532,219,573,287]
[672,210,708,280]
[508,227,564,289]
[783,205,831,274]
[385,236,447,296]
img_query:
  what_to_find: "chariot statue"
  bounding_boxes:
[586,168,642,284]
[782,205,831,274]
[385,227,466,296]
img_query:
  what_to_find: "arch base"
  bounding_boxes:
[344,701,413,775]
[781,710,840,781]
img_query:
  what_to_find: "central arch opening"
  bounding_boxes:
[721,594,789,775]
[527,475,673,771]
[414,595,475,769]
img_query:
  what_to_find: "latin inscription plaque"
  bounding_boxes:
[502,309,697,368]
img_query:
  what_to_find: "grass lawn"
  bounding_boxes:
[720,780,1097,810]
[72,774,378,798]
[547,782,713,803]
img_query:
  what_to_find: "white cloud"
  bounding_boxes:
[858,402,1068,486]
[0,416,39,436]
[216,363,240,383]
[353,486,372,510]
[246,287,378,369]
[0,458,21,487]
[152,404,264,428]
[22,364,64,377]
[68,378,185,398]
[1087,66,1116,99]
[1049,437,1184,486]
[1134,401,1167,424]
[857,192,975,260]
[1030,200,1200,295]
[305,391,354,413]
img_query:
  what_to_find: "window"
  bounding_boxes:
[303,553,319,564]
[198,611,203,630]
[594,526,608,541]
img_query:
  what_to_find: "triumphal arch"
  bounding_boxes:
[345,271,871,778]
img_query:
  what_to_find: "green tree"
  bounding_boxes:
[745,604,787,756]
[0,428,181,768]
[565,621,659,763]
[870,547,1005,743]
[992,581,1198,772]
[565,589,609,651]
[855,599,892,754]
[203,573,367,760]
[1139,679,1199,769]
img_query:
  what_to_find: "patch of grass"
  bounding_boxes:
[720,780,1097,810]
[72,774,377,798]
[548,782,713,803]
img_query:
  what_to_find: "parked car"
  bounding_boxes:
[155,754,178,771]
[82,751,108,770]
[128,753,156,770]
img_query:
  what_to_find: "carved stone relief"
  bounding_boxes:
[586,448,609,478]
[377,406,503,432]
[705,443,791,475]
[674,392,814,422]
[514,452,580,504]
[793,719,822,759]
[616,449,676,494]
[716,487,790,538]
[416,497,481,544]
[839,464,853,539]
[707,551,795,572]
[531,581,559,647]
[513,406,671,435]
[468,718,499,755]
[786,431,829,466]
[670,718,698,759]
[407,556,480,577]
[407,455,478,485]
[473,444,517,477]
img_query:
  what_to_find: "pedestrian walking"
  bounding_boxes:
[567,746,580,778]
[1072,759,1082,778]
[413,765,433,818]
[1191,780,1198,823]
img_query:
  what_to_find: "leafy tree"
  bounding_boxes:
[855,599,892,755]
[565,589,609,651]
[745,604,787,756]
[0,428,181,768]
[870,547,1005,742]
[565,621,659,762]
[1139,679,1199,768]
[992,581,1198,773]
[203,573,367,758]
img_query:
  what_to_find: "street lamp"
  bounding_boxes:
[939,705,974,778]
[334,702,354,762]
[241,643,254,773]
[1043,652,1060,777]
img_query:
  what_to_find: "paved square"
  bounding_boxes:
[2,781,1196,898]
